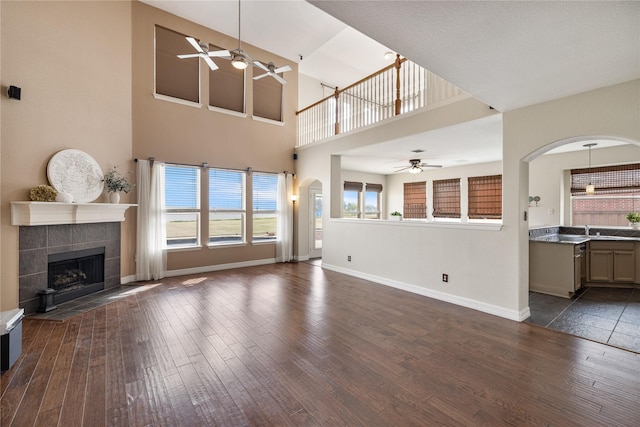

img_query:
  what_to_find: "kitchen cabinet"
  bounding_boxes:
[588,241,635,283]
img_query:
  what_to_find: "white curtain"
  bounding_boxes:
[276,173,293,262]
[136,159,167,280]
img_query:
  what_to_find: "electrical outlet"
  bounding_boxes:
[348,255,351,262]
[442,274,448,282]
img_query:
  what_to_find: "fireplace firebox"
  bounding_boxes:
[48,247,105,305]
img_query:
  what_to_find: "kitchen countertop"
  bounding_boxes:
[530,234,640,244]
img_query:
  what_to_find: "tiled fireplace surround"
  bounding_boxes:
[18,222,121,314]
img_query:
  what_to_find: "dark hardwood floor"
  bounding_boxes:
[2,262,640,426]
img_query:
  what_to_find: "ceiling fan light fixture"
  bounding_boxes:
[232,54,248,69]
[409,166,423,174]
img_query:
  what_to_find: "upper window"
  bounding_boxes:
[468,175,502,220]
[364,183,383,219]
[344,181,363,218]
[209,45,245,113]
[155,26,199,103]
[164,165,201,248]
[433,178,461,219]
[253,62,283,121]
[571,163,640,226]
[403,181,427,219]
[252,172,279,242]
[209,168,245,245]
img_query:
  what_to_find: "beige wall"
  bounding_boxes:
[0,1,298,310]
[131,2,296,271]
[1,0,133,310]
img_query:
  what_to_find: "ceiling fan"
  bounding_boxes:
[394,159,443,174]
[227,0,290,84]
[177,37,230,71]
[253,62,292,85]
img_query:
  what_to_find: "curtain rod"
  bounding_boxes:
[134,158,294,176]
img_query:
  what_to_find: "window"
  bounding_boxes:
[253,61,283,121]
[165,165,200,247]
[364,183,383,219]
[252,172,279,242]
[468,175,502,220]
[155,26,199,103]
[344,181,363,218]
[433,178,461,219]
[571,163,640,226]
[209,45,245,113]
[403,181,427,219]
[209,168,245,245]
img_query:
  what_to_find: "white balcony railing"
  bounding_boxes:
[296,56,466,147]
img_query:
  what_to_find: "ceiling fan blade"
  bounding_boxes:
[209,50,230,58]
[186,37,204,53]
[420,164,443,168]
[274,65,292,74]
[253,60,269,72]
[271,73,287,85]
[394,166,410,173]
[203,56,219,71]
[253,73,269,80]
[177,53,200,59]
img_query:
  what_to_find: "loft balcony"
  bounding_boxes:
[296,56,470,148]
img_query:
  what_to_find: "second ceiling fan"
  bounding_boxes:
[395,159,443,174]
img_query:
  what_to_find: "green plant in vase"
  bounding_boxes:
[104,166,134,203]
[625,212,640,228]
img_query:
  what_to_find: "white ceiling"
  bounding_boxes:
[142,1,640,174]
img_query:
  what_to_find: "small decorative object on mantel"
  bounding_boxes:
[626,212,640,228]
[390,211,402,221]
[29,185,58,202]
[103,165,134,204]
[55,191,73,203]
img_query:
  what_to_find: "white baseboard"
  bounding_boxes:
[322,263,529,322]
[121,274,137,284]
[164,258,276,278]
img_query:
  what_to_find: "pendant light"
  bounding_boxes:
[584,143,597,195]
[231,0,249,70]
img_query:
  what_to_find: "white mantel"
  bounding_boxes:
[11,202,136,226]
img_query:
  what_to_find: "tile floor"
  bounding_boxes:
[527,286,640,353]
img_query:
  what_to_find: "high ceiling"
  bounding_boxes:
[143,1,640,174]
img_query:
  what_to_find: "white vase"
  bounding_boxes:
[108,192,120,204]
[630,222,640,229]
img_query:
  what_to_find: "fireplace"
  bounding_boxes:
[18,222,122,314]
[48,247,105,304]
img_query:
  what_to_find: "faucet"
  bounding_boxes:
[585,225,590,236]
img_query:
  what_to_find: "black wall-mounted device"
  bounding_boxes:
[8,85,21,100]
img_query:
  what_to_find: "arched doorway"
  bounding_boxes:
[522,136,640,352]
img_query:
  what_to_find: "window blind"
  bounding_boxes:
[155,26,199,103]
[253,172,278,211]
[433,178,461,218]
[344,181,363,192]
[468,175,502,219]
[209,46,245,113]
[403,181,427,219]
[209,169,244,210]
[165,165,200,209]
[365,183,383,193]
[570,163,640,195]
